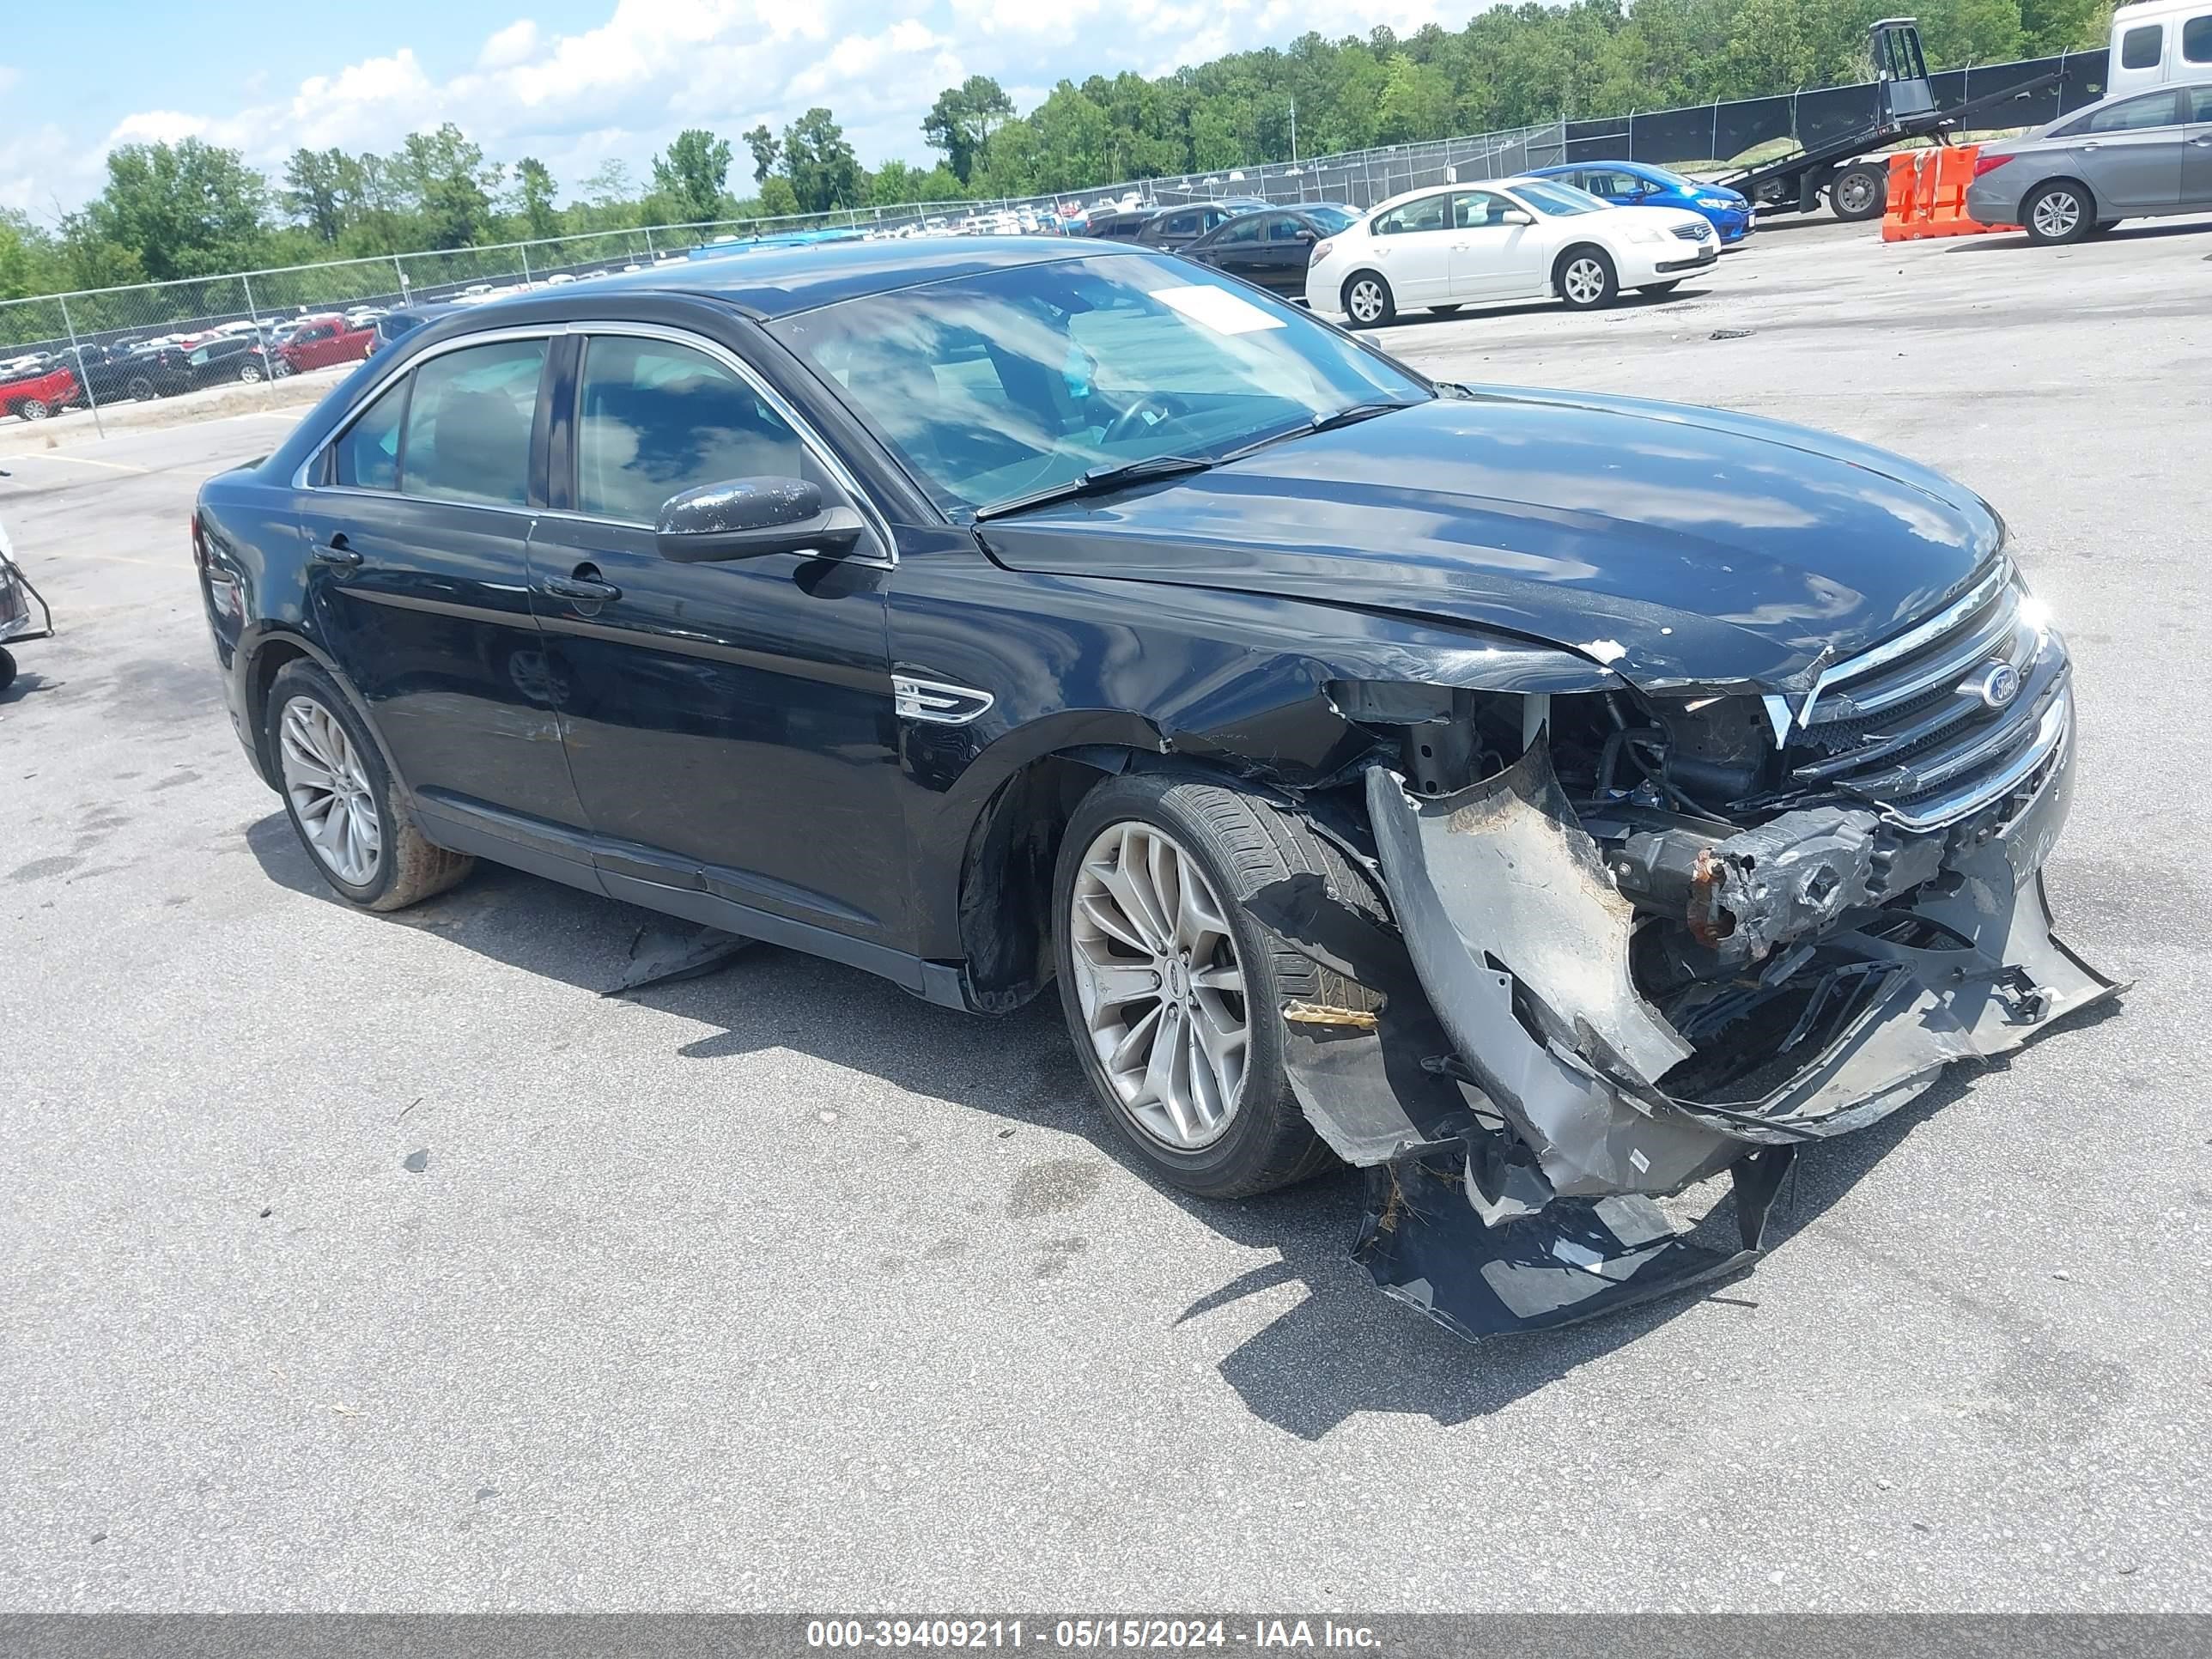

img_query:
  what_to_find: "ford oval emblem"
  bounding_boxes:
[1967,661,2021,710]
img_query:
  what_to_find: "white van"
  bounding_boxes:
[2108,0,2212,95]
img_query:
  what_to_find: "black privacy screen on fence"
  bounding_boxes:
[1561,49,2112,168]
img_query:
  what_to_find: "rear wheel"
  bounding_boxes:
[18,398,51,422]
[1341,271,1395,329]
[1831,164,1887,222]
[125,374,157,401]
[1052,772,1380,1198]
[1556,246,1618,310]
[2024,180,2093,246]
[264,659,473,912]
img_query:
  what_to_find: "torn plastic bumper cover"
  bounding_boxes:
[1254,734,2120,1341]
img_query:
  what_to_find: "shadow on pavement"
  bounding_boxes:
[246,805,2100,1438]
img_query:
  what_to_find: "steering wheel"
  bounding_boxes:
[1101,392,1185,450]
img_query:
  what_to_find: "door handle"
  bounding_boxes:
[2080,140,2100,150]
[311,533,362,568]
[539,571,622,603]
[2192,136,2212,147]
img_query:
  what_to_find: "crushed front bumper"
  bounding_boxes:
[1250,722,2120,1341]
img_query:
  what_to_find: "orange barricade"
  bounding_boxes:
[1881,153,1921,240]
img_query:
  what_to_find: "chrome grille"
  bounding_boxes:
[1776,565,2069,830]
[1670,222,1710,241]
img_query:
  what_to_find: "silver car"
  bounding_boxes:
[1966,82,2212,244]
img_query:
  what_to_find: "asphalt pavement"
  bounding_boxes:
[2,212,2209,1613]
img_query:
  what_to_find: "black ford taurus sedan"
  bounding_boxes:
[194,238,2117,1340]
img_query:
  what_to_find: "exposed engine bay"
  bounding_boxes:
[1256,609,2119,1340]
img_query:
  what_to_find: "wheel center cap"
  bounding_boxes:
[1164,957,1190,1000]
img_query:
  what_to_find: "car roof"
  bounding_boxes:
[501,234,1133,319]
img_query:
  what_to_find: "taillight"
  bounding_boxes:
[1973,155,2014,178]
[1310,238,1336,262]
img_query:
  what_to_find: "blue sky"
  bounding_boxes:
[3,0,1457,222]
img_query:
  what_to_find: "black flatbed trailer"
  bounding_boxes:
[1719,19,2062,222]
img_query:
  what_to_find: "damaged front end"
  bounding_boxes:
[1258,567,2121,1340]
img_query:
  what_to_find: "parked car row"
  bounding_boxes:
[0,309,387,418]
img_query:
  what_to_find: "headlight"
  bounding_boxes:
[1625,225,1669,245]
[1697,197,1735,210]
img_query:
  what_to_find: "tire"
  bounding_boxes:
[1831,163,1887,222]
[19,398,51,422]
[264,659,473,913]
[238,362,264,384]
[0,647,15,694]
[1555,246,1618,310]
[1638,281,1682,297]
[1052,771,1385,1199]
[1429,303,1462,315]
[2023,179,2094,246]
[1340,271,1395,329]
[125,374,156,402]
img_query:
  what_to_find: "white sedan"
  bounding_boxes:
[1304,176,1720,326]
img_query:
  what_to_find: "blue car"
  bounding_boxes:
[1528,161,1754,243]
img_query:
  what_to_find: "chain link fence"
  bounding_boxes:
[0,45,2116,441]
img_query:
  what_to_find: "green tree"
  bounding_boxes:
[1376,52,1455,142]
[743,124,783,185]
[757,176,800,217]
[651,129,734,225]
[0,209,66,301]
[393,124,502,248]
[781,107,863,213]
[922,75,1016,183]
[78,138,270,281]
[513,157,561,240]
[282,148,348,243]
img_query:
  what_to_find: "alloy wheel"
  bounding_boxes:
[2033,190,2081,241]
[1067,820,1249,1152]
[1564,257,1607,305]
[278,695,382,886]
[239,362,264,383]
[1347,279,1384,324]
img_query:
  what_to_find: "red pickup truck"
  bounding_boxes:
[277,315,376,373]
[0,361,81,421]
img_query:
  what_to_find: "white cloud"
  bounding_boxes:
[3,0,1466,221]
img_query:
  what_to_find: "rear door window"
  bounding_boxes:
[334,379,408,490]
[398,337,548,507]
[574,335,818,526]
[1372,193,1450,235]
[2187,15,2212,63]
[2086,89,2182,131]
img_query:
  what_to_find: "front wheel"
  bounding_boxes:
[1556,246,1618,310]
[1831,164,1887,222]
[1052,772,1381,1198]
[1638,281,1682,297]
[0,647,15,694]
[2024,180,2093,246]
[237,362,264,384]
[126,374,157,401]
[264,659,474,912]
[1341,271,1395,329]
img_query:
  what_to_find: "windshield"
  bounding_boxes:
[1513,180,1609,216]
[772,252,1429,516]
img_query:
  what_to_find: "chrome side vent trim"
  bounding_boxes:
[893,675,994,726]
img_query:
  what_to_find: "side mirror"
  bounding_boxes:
[1501,209,1534,227]
[1294,227,1316,243]
[655,477,865,563]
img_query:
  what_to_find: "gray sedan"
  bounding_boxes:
[1966,82,2212,244]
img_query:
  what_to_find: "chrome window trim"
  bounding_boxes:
[291,324,558,491]
[292,318,897,570]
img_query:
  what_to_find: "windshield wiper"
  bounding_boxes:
[972,453,1216,522]
[1218,399,1419,463]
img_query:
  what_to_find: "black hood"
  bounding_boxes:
[978,389,2004,690]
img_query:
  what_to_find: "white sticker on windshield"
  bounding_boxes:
[1155,284,1286,336]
